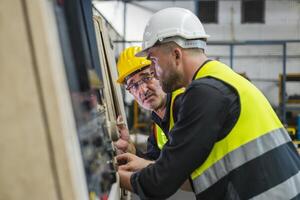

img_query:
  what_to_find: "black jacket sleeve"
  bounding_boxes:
[130,79,236,199]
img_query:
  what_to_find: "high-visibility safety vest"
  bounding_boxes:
[191,60,300,199]
[154,88,184,150]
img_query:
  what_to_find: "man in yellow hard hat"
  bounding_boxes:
[114,46,184,167]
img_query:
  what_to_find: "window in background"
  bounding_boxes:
[242,0,265,23]
[196,0,218,24]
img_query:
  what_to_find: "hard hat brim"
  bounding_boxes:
[135,48,148,57]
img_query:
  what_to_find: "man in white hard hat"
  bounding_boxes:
[117,7,300,200]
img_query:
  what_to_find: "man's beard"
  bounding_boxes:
[160,70,184,93]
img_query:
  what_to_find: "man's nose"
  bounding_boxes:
[139,81,148,92]
[139,82,149,96]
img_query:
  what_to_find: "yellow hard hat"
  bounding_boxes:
[116,46,151,84]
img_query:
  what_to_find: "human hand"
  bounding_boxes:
[114,115,136,154]
[116,153,154,172]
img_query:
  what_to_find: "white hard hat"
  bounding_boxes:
[136,7,209,57]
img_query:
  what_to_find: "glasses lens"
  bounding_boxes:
[126,73,154,92]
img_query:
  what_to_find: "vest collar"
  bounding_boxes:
[192,59,212,81]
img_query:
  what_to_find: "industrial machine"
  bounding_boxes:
[0,0,128,199]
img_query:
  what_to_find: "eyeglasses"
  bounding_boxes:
[126,72,155,93]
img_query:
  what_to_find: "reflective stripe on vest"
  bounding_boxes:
[191,60,289,195]
[250,171,300,200]
[155,88,185,150]
[192,128,290,194]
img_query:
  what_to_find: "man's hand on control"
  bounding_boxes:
[116,153,154,172]
[114,115,136,154]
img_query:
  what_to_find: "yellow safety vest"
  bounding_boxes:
[154,88,185,150]
[190,60,291,195]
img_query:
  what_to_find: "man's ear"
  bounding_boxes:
[175,51,180,59]
[175,49,180,59]
[174,48,182,65]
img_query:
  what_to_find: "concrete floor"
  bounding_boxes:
[132,190,195,200]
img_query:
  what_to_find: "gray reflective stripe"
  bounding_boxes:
[250,171,300,200]
[193,128,291,194]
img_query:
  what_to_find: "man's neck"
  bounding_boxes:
[183,53,208,85]
[154,97,167,119]
[154,107,166,119]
